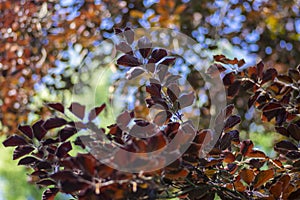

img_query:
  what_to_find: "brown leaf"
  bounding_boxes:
[240,168,255,185]
[253,169,274,189]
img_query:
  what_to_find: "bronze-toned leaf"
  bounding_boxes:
[240,168,255,185]
[253,169,274,189]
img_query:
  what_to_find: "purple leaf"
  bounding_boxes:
[37,179,56,186]
[43,117,67,130]
[160,57,176,66]
[88,103,106,121]
[18,156,37,165]
[3,135,28,147]
[117,54,142,67]
[56,141,72,158]
[68,102,85,120]
[33,120,47,140]
[18,125,33,139]
[151,49,167,62]
[47,103,64,113]
[59,127,77,142]
[224,115,241,130]
[13,145,35,160]
[138,36,152,58]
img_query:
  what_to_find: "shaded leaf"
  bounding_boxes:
[3,135,28,147]
[43,117,67,130]
[224,115,241,130]
[287,123,300,141]
[32,120,47,140]
[227,80,241,98]
[117,54,142,67]
[151,48,167,62]
[18,156,37,165]
[18,125,33,139]
[47,103,64,113]
[13,145,34,160]
[59,127,77,142]
[56,141,72,158]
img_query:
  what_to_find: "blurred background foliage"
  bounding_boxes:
[0,0,299,199]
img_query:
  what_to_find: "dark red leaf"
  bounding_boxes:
[124,27,134,44]
[56,141,72,158]
[50,171,78,182]
[146,83,161,97]
[32,120,47,140]
[262,68,277,84]
[223,72,235,86]
[3,135,28,147]
[277,75,293,84]
[36,161,52,170]
[248,92,260,108]
[18,125,33,139]
[224,104,235,118]
[59,127,77,142]
[160,57,176,66]
[47,103,64,113]
[286,151,300,160]
[61,180,89,194]
[256,61,264,78]
[275,140,298,152]
[116,42,132,54]
[43,117,67,130]
[227,80,241,98]
[275,126,289,137]
[288,188,300,200]
[18,156,37,165]
[288,68,300,82]
[151,48,167,62]
[287,123,300,141]
[117,54,142,67]
[138,36,152,58]
[42,138,59,145]
[42,188,59,200]
[224,115,241,130]
[68,102,85,120]
[37,179,56,186]
[13,145,35,160]
[88,104,106,121]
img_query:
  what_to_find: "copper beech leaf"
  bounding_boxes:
[47,103,64,113]
[3,135,28,147]
[253,169,274,189]
[117,54,142,67]
[224,115,241,130]
[240,168,255,185]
